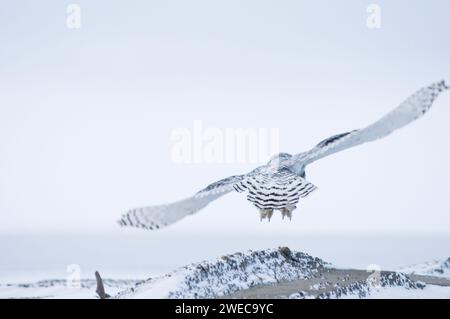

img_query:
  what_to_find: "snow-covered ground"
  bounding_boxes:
[117,248,327,299]
[1,247,449,299]
[399,258,450,278]
[0,279,140,299]
[2,233,449,284]
[362,285,450,299]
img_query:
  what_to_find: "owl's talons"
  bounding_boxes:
[260,210,267,221]
[280,207,294,221]
[267,209,273,222]
[259,209,273,222]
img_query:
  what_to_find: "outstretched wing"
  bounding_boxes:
[289,80,449,167]
[118,175,244,230]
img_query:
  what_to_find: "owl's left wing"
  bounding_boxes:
[118,175,244,230]
[288,80,448,168]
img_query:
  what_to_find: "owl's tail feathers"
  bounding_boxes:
[118,193,223,231]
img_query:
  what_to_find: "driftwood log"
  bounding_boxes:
[95,271,110,299]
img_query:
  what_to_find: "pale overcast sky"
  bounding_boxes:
[1,0,449,236]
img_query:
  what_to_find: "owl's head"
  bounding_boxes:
[267,152,292,168]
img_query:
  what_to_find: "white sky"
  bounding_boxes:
[1,0,450,236]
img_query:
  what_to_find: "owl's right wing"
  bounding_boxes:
[288,80,448,168]
[118,175,244,230]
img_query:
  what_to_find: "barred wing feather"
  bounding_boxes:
[118,175,244,230]
[291,80,449,167]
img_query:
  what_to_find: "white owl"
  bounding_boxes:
[119,80,449,230]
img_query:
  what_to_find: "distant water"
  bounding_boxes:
[1,232,449,283]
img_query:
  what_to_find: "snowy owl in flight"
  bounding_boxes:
[119,80,449,230]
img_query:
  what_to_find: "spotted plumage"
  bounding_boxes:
[119,80,449,230]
